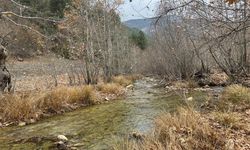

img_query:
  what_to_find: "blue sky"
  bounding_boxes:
[117,0,160,21]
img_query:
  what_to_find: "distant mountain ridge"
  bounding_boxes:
[123,18,157,33]
[123,15,181,33]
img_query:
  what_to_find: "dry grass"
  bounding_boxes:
[113,83,250,150]
[211,111,246,130]
[97,83,124,95]
[114,108,225,150]
[172,80,199,89]
[112,75,133,86]
[172,81,189,89]
[99,75,139,94]
[187,80,199,88]
[210,72,229,86]
[0,85,98,123]
[63,85,97,104]
[38,86,97,111]
[0,74,137,124]
[112,75,140,86]
[0,94,37,122]
[222,84,250,104]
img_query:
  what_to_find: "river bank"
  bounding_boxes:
[0,77,208,149]
[1,76,249,149]
[0,75,138,127]
[115,84,250,150]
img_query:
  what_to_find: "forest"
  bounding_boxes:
[0,0,249,150]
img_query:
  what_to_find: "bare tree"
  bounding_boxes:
[143,0,250,82]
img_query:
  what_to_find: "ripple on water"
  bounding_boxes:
[0,79,207,149]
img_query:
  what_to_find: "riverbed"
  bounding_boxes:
[0,78,207,149]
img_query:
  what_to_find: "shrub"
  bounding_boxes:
[129,29,148,50]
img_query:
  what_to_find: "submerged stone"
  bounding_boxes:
[187,97,193,101]
[57,135,68,142]
[18,122,26,127]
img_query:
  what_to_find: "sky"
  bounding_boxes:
[117,0,161,21]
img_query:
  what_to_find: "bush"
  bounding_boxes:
[129,29,148,50]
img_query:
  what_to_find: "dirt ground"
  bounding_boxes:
[7,56,86,92]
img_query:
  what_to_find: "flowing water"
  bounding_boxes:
[0,78,207,150]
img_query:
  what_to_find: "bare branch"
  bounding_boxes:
[1,11,63,23]
[155,0,195,25]
[10,0,29,9]
[2,15,48,39]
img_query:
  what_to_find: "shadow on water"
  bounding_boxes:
[0,78,207,149]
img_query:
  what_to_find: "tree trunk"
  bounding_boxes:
[0,45,11,92]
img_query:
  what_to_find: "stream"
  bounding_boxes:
[0,78,207,150]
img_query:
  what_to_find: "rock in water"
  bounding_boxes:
[187,97,193,101]
[126,84,134,90]
[204,85,209,88]
[57,135,68,142]
[104,97,110,101]
[30,119,36,124]
[18,122,26,127]
[17,56,24,62]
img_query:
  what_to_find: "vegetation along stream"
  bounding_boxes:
[0,78,207,150]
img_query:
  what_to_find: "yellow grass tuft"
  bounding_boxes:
[97,83,123,95]
[222,84,250,105]
[212,111,247,130]
[0,85,98,123]
[112,75,133,86]
[78,85,97,104]
[112,75,140,86]
[0,94,37,122]
[172,81,188,89]
[0,75,136,124]
[40,86,69,111]
[114,108,225,150]
[187,80,199,88]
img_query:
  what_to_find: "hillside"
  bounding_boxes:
[123,15,182,33]
[123,18,156,33]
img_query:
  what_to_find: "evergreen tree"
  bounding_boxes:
[130,29,148,50]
